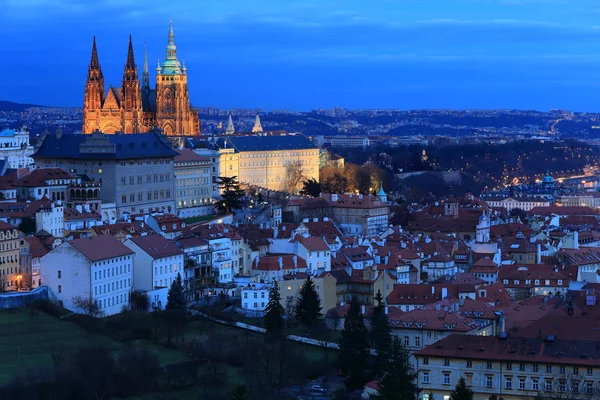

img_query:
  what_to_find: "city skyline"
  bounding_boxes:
[4,0,600,111]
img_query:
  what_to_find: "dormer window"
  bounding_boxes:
[172,224,177,229]
[161,225,166,231]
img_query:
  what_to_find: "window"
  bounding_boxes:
[426,332,432,338]
[57,270,61,279]
[122,195,127,204]
[466,360,472,368]
[558,380,566,392]
[533,379,539,391]
[422,357,429,365]
[519,377,526,390]
[422,371,430,384]
[519,363,525,372]
[486,376,493,388]
[58,285,62,293]
[574,367,579,375]
[404,336,410,346]
[444,358,450,366]
[560,366,565,374]
[506,362,512,371]
[533,364,539,372]
[443,373,450,385]
[487,361,493,369]
[587,368,593,376]
[586,381,594,394]
[546,365,552,373]
[545,380,552,392]
[505,377,512,390]
[415,337,421,347]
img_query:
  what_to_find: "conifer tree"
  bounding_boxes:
[377,336,420,400]
[295,275,323,329]
[263,280,286,340]
[166,273,186,311]
[338,297,370,390]
[370,289,392,375]
[450,377,474,400]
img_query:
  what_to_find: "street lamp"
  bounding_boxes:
[16,274,22,290]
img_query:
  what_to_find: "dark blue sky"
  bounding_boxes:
[3,0,600,111]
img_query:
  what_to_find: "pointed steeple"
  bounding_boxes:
[126,35,136,69]
[226,113,235,135]
[142,42,150,89]
[252,112,263,133]
[161,19,182,74]
[90,36,100,69]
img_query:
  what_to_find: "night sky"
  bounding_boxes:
[4,0,600,111]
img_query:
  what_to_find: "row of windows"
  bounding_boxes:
[0,267,21,275]
[94,279,131,295]
[154,264,179,276]
[119,160,171,166]
[243,291,266,299]
[422,357,593,376]
[98,293,130,309]
[121,190,172,204]
[93,264,131,280]
[121,174,172,186]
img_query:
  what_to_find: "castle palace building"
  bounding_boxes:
[83,21,200,136]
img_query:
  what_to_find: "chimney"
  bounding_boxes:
[313,218,318,222]
[385,306,388,315]
[84,204,90,212]
[331,194,338,202]
[278,256,283,269]
[442,287,448,299]
[574,231,579,250]
[431,286,435,295]
[323,217,329,221]
[359,194,363,199]
[361,305,366,315]
[536,243,542,264]
[293,255,297,269]
[459,297,465,306]
[303,218,309,223]
[75,204,83,213]
[436,303,441,311]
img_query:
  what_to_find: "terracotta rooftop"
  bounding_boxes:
[68,235,134,262]
[128,234,183,259]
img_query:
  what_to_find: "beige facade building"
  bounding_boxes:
[0,221,23,291]
[415,334,600,400]
[279,273,337,315]
[174,149,214,218]
[217,135,319,192]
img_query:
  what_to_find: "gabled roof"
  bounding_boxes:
[67,235,134,262]
[128,234,183,259]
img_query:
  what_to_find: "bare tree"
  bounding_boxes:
[286,161,307,194]
[72,296,105,317]
[537,372,600,400]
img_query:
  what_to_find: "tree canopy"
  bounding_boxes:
[338,297,370,390]
[376,336,419,400]
[450,377,474,400]
[264,280,286,340]
[299,178,322,198]
[294,276,323,329]
[370,290,392,376]
[217,176,245,215]
[166,273,186,311]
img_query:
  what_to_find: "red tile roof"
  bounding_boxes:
[129,234,183,259]
[68,235,134,262]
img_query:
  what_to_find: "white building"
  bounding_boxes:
[0,129,34,169]
[124,234,184,310]
[174,149,214,218]
[211,237,233,283]
[35,201,64,237]
[40,235,134,316]
[241,284,270,312]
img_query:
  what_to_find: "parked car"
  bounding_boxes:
[311,385,326,393]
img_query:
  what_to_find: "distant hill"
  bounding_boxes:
[0,100,46,112]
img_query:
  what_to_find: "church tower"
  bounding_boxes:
[155,20,200,136]
[252,113,263,133]
[225,113,235,135]
[83,37,105,133]
[121,36,143,133]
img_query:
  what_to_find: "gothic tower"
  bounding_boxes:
[155,20,200,136]
[83,37,105,133]
[121,36,143,133]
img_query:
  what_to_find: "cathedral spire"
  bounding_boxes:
[90,36,101,70]
[126,35,136,69]
[161,19,182,74]
[142,42,150,89]
[226,113,235,135]
[252,112,263,133]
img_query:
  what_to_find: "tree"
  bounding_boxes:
[130,291,150,312]
[18,218,36,235]
[264,280,286,340]
[72,296,104,317]
[231,385,249,400]
[218,176,245,214]
[294,275,323,331]
[370,290,392,376]
[166,273,186,311]
[338,296,370,390]
[300,178,322,197]
[286,160,308,194]
[376,336,419,400]
[450,377,474,400]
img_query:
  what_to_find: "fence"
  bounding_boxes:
[0,286,51,309]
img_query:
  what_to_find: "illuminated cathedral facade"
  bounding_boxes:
[82,21,200,136]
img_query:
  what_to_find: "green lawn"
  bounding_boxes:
[0,308,120,384]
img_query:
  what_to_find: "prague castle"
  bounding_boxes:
[83,21,200,136]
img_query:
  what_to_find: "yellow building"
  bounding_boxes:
[218,135,319,192]
[279,273,337,314]
[0,221,23,291]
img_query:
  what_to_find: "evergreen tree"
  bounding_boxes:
[295,275,323,329]
[338,297,370,390]
[428,393,435,400]
[217,176,245,215]
[299,178,322,197]
[450,377,474,400]
[166,273,186,311]
[263,280,286,340]
[377,336,419,400]
[370,290,392,375]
